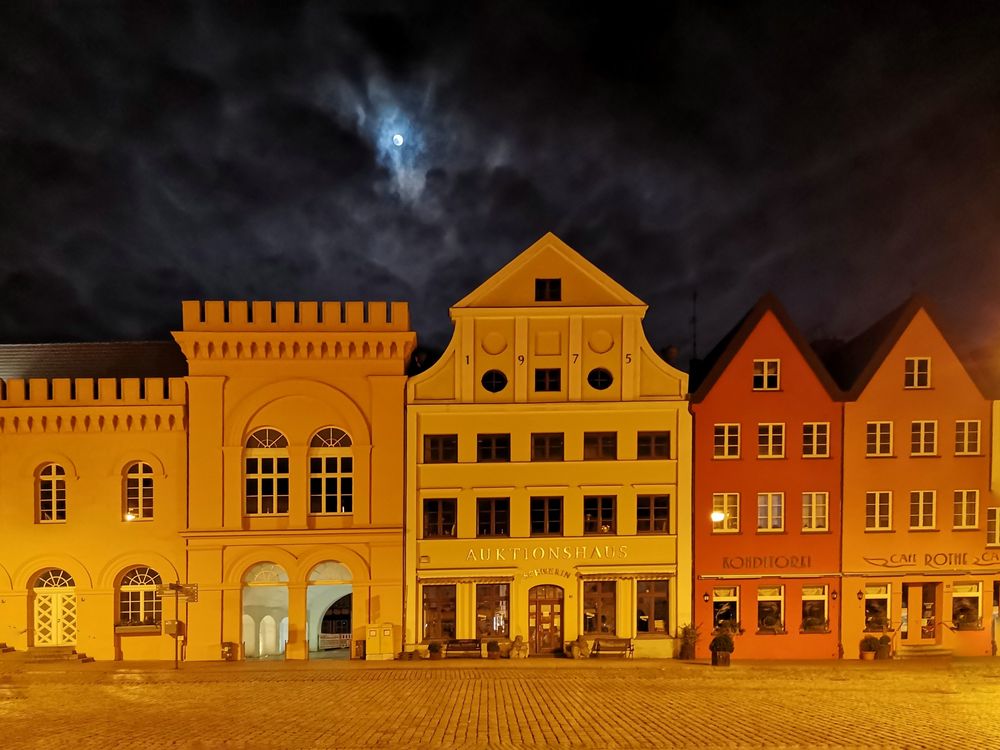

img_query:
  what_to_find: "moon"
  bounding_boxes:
[392,133,404,147]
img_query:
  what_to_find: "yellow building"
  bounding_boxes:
[404,234,692,657]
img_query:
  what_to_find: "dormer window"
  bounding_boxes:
[904,357,931,388]
[752,359,780,390]
[535,278,561,301]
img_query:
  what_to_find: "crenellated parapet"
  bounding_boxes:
[0,377,186,433]
[175,300,416,363]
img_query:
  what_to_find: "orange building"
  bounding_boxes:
[690,296,844,659]
[829,298,997,658]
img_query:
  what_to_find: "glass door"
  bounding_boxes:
[528,585,563,655]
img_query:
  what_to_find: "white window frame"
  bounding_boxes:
[752,359,780,390]
[802,422,830,458]
[124,461,154,521]
[904,357,931,388]
[712,493,740,533]
[987,508,1000,547]
[118,567,162,626]
[865,491,892,531]
[800,585,828,632]
[953,490,979,530]
[952,582,981,628]
[757,423,785,458]
[244,428,290,516]
[955,420,981,455]
[757,492,784,532]
[308,428,354,515]
[909,490,936,530]
[910,420,937,456]
[756,585,784,632]
[802,492,829,532]
[713,424,740,459]
[866,422,893,457]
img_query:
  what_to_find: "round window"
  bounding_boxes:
[587,367,614,390]
[481,369,509,393]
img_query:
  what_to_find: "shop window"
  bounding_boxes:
[583,496,616,534]
[308,428,353,515]
[988,508,1000,547]
[953,490,979,529]
[534,368,561,392]
[800,585,828,632]
[864,584,891,631]
[530,497,562,536]
[866,422,893,456]
[244,428,289,516]
[713,424,740,458]
[423,498,457,538]
[583,432,617,460]
[636,580,669,634]
[712,586,739,632]
[752,359,780,390]
[477,497,509,537]
[865,491,892,531]
[583,581,616,635]
[756,586,784,633]
[712,493,739,533]
[801,492,828,532]
[757,423,784,458]
[637,495,670,534]
[37,463,67,523]
[123,462,154,521]
[910,421,937,456]
[955,420,980,455]
[637,431,670,459]
[952,583,981,629]
[118,566,162,626]
[476,433,510,462]
[476,584,509,638]
[424,434,458,463]
[802,422,829,457]
[909,490,936,529]
[904,357,931,388]
[756,492,783,532]
[535,278,561,302]
[422,585,456,640]
[531,433,564,461]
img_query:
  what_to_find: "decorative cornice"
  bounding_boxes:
[172,332,416,362]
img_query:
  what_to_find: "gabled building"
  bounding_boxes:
[690,295,844,659]
[827,298,995,657]
[404,233,691,656]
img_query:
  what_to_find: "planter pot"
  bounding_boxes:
[678,644,695,660]
[875,646,891,660]
[860,651,876,661]
[711,651,731,667]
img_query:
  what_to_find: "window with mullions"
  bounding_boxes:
[424,434,458,463]
[124,462,153,520]
[757,492,783,531]
[801,492,828,531]
[37,463,67,523]
[953,490,979,529]
[583,581,616,634]
[244,429,289,515]
[422,585,456,640]
[534,368,561,392]
[637,431,670,459]
[909,490,935,529]
[866,491,892,530]
[802,423,829,457]
[475,584,509,638]
[477,433,510,462]
[752,359,780,390]
[637,495,670,533]
[636,580,669,634]
[800,585,828,632]
[955,420,981,455]
[531,433,564,461]
[309,428,353,514]
[530,496,562,536]
[713,424,740,458]
[757,586,784,632]
[712,493,740,532]
[583,496,616,534]
[477,497,509,537]
[988,508,1000,546]
[757,423,784,458]
[423,498,457,538]
[118,566,162,626]
[904,357,931,388]
[535,278,561,302]
[583,432,617,460]
[866,422,893,456]
[910,421,937,455]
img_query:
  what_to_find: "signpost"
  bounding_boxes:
[157,583,198,669]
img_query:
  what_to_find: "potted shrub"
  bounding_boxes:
[678,622,700,660]
[859,635,879,660]
[876,634,891,660]
[428,641,444,660]
[486,640,501,660]
[709,633,734,667]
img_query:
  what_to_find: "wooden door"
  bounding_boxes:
[528,585,563,655]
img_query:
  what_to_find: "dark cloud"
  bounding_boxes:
[1,1,999,368]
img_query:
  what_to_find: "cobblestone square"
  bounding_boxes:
[3,657,1000,749]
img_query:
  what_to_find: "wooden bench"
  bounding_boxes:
[444,639,481,658]
[591,637,634,658]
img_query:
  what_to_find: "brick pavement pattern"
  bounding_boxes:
[2,658,1000,749]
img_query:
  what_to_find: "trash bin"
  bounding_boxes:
[221,641,237,661]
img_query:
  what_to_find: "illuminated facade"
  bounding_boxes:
[403,233,692,656]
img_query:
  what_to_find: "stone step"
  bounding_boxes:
[26,646,84,661]
[896,644,953,659]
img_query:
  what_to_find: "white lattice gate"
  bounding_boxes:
[33,569,77,646]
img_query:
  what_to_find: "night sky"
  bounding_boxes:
[2,2,999,369]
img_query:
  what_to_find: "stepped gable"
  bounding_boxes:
[0,341,186,380]
[689,292,842,402]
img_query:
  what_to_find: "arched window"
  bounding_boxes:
[124,462,154,521]
[244,429,289,516]
[35,569,75,588]
[118,567,162,626]
[37,463,67,523]
[308,428,353,515]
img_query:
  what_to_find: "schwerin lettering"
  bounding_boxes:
[465,545,629,563]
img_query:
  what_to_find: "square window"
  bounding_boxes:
[423,498,457,538]
[713,424,740,458]
[530,497,562,536]
[535,278,561,302]
[637,431,670,459]
[583,496,616,534]
[583,432,617,460]
[477,434,511,462]
[752,359,780,390]
[904,357,931,388]
[531,433,564,461]
[424,434,458,463]
[477,497,510,537]
[637,495,670,533]
[534,368,561,392]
